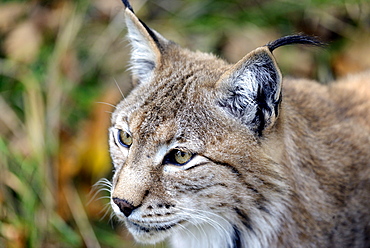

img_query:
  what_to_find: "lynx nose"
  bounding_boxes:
[113,197,136,217]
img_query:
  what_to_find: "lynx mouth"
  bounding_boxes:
[125,219,184,243]
[129,221,177,233]
[125,217,185,233]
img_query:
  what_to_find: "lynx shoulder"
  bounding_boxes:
[107,1,370,247]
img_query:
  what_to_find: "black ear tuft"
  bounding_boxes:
[266,34,326,52]
[121,0,135,13]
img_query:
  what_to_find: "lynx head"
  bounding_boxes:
[108,0,322,247]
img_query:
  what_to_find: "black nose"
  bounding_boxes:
[113,197,136,217]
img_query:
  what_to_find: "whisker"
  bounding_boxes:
[178,206,230,225]
[186,218,208,237]
[109,212,117,228]
[99,202,113,221]
[96,195,111,200]
[187,212,226,236]
[94,178,113,188]
[88,178,112,205]
[114,78,125,99]
[174,205,230,238]
[177,222,199,242]
[96,101,117,109]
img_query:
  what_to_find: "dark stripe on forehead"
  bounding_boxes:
[134,74,192,135]
[141,73,191,111]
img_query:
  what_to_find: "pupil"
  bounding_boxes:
[177,151,185,157]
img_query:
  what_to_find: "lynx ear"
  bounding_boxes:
[122,0,168,85]
[217,47,282,136]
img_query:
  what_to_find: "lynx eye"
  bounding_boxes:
[173,149,192,165]
[117,129,132,148]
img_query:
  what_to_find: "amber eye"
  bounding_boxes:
[117,130,132,147]
[173,150,192,165]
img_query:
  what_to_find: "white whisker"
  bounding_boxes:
[177,222,198,242]
[88,179,113,222]
[108,211,116,229]
[175,206,229,235]
[96,101,117,109]
[88,178,112,205]
[99,202,113,221]
[170,204,234,248]
[114,78,125,98]
[189,213,227,238]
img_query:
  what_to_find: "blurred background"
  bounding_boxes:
[0,0,369,247]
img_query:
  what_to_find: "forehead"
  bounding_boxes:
[113,80,218,145]
[112,49,232,142]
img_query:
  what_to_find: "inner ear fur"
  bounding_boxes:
[123,4,168,85]
[217,47,282,136]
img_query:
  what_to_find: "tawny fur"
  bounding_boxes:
[107,1,370,247]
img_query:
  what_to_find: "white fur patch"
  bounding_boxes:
[125,13,158,84]
[170,211,234,248]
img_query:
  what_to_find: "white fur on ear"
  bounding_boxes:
[217,47,282,135]
[124,8,165,85]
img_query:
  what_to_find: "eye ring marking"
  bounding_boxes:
[117,129,132,148]
[164,149,193,166]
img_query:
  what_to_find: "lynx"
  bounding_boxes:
[107,0,370,247]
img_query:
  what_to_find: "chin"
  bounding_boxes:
[124,218,177,244]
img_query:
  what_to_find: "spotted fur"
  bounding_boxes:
[106,1,370,247]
